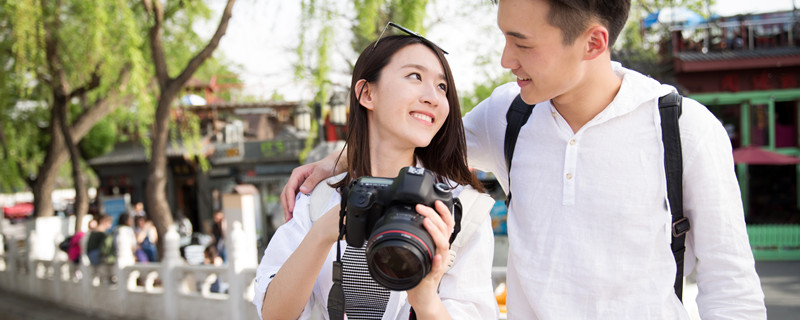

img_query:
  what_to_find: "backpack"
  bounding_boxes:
[100,230,117,265]
[503,92,691,301]
[59,235,73,253]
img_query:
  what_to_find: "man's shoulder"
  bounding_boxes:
[476,82,520,111]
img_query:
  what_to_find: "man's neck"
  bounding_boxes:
[551,60,622,133]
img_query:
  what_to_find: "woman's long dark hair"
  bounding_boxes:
[332,35,483,192]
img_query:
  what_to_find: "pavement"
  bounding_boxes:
[0,287,122,320]
[0,261,797,319]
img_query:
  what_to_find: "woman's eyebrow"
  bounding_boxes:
[401,64,446,81]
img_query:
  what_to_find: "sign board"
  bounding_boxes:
[100,194,130,227]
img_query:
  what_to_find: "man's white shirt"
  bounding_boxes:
[463,62,766,319]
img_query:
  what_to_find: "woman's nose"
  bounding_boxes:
[419,83,441,106]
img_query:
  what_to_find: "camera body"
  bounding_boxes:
[345,166,454,247]
[344,166,455,290]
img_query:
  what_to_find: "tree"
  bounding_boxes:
[141,0,236,258]
[4,0,149,231]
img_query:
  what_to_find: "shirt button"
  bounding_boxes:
[569,139,576,146]
[551,112,557,118]
[566,173,573,180]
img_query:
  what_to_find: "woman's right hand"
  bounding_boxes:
[309,204,342,245]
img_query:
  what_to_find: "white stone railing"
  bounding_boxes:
[0,217,259,320]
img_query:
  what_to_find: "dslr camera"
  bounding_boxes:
[345,166,458,290]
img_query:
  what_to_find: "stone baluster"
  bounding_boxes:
[162,225,181,320]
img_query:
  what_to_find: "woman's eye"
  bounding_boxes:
[408,73,421,80]
[438,83,447,91]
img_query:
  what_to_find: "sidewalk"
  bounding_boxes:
[0,287,126,320]
[757,261,800,320]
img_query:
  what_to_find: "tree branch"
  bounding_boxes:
[68,63,103,98]
[144,0,169,88]
[70,64,133,141]
[41,0,69,96]
[172,0,237,90]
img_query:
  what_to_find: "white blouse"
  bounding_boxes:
[253,184,499,320]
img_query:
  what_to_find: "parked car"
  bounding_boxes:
[3,202,34,220]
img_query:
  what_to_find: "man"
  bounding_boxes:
[282,0,766,318]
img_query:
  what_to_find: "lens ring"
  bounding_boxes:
[367,235,430,290]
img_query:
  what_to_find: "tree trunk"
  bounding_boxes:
[56,95,89,231]
[146,92,178,259]
[143,0,237,259]
[32,116,68,218]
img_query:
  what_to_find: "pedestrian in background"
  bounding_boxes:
[135,215,158,262]
[211,210,226,263]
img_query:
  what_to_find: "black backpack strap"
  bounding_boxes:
[504,94,535,208]
[659,92,690,302]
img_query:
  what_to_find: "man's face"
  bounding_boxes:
[497,0,586,104]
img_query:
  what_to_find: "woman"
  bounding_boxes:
[115,213,138,268]
[135,216,158,262]
[253,30,497,320]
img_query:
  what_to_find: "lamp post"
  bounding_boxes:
[293,103,312,132]
[329,91,348,126]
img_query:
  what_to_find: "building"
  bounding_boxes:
[662,9,800,259]
[88,78,332,256]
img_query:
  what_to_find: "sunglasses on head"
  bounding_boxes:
[372,21,448,55]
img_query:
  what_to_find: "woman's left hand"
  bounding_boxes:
[406,200,455,318]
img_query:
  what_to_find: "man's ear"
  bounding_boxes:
[355,79,374,110]
[583,25,609,60]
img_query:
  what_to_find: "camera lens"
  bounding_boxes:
[372,241,424,277]
[365,206,433,291]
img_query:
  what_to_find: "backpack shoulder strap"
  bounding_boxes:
[504,94,535,207]
[446,185,495,271]
[659,92,691,302]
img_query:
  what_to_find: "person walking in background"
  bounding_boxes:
[135,215,158,262]
[211,210,226,263]
[115,213,137,268]
[130,202,146,217]
[68,217,97,265]
[86,214,113,266]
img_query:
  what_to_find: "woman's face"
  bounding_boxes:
[362,43,450,151]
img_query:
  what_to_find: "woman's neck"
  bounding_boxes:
[368,142,416,178]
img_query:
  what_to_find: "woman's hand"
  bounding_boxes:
[405,200,455,319]
[281,151,345,222]
[308,204,342,245]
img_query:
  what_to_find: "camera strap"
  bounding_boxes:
[327,186,348,319]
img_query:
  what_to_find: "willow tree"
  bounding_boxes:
[351,0,429,52]
[4,0,149,229]
[141,0,236,257]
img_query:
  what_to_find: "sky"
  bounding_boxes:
[198,0,799,102]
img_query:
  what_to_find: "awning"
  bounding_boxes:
[732,146,800,165]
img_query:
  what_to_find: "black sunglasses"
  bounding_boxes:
[373,21,448,55]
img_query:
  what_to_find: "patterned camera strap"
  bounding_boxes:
[342,244,390,319]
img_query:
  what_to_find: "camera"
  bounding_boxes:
[345,166,457,290]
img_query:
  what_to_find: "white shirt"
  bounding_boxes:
[253,184,498,320]
[463,63,766,319]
